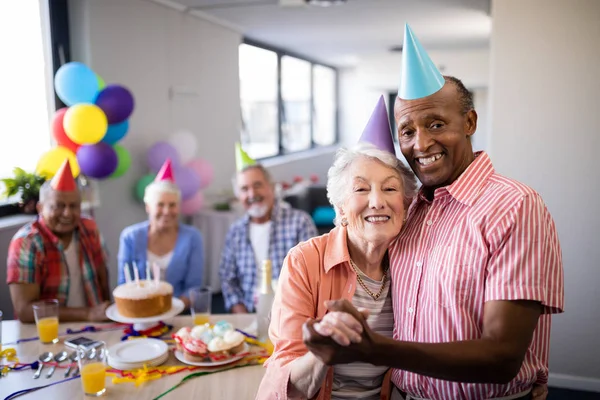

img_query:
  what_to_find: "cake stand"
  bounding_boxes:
[105,298,185,331]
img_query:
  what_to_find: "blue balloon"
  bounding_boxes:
[102,120,129,144]
[54,62,99,105]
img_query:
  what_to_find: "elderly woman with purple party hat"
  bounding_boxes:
[255,96,417,400]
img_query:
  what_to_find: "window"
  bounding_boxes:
[239,41,338,160]
[0,1,55,180]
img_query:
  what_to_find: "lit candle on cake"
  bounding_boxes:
[146,262,151,281]
[124,263,132,283]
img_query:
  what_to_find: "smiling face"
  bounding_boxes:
[339,156,406,247]
[146,191,180,230]
[236,166,275,223]
[395,82,477,194]
[38,189,81,238]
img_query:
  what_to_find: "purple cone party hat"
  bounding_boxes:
[398,23,444,100]
[358,95,396,156]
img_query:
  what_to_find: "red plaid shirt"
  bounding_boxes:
[7,217,108,308]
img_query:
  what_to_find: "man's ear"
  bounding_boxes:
[36,201,43,214]
[465,109,478,137]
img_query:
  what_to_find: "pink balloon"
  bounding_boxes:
[186,158,214,190]
[181,191,204,216]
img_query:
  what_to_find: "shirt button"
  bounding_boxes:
[408,307,414,313]
[416,261,422,267]
[426,220,433,226]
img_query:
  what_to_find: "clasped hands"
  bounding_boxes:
[302,299,378,365]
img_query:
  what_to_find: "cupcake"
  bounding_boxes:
[182,338,209,363]
[207,330,246,361]
[172,327,191,352]
[212,321,233,337]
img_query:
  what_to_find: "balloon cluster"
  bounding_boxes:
[36,62,134,180]
[135,131,214,216]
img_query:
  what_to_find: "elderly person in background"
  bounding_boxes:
[118,159,204,308]
[7,160,110,322]
[256,97,417,400]
[219,144,318,314]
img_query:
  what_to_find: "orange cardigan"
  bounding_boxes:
[255,226,391,400]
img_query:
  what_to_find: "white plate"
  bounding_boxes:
[108,352,169,370]
[108,338,169,363]
[105,298,185,324]
[174,344,248,367]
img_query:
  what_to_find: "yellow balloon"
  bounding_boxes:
[36,146,80,179]
[63,104,108,145]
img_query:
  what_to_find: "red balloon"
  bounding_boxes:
[52,107,80,153]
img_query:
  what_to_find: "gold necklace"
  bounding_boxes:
[349,259,389,301]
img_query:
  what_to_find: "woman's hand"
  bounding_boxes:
[313,306,370,346]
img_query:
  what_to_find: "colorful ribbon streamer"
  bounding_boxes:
[1,323,126,346]
[121,322,173,341]
[3,375,81,400]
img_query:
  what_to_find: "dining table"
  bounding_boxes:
[0,314,267,399]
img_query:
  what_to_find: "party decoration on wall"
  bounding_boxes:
[136,131,214,216]
[36,61,136,182]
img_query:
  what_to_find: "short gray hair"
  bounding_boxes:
[233,164,274,197]
[38,180,80,202]
[326,142,417,226]
[143,181,181,205]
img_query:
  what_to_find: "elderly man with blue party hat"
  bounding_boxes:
[219,144,318,314]
[300,24,564,400]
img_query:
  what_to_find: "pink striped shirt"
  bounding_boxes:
[389,152,564,399]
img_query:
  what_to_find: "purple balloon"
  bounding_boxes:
[95,85,135,124]
[175,166,201,200]
[77,142,118,179]
[147,141,180,173]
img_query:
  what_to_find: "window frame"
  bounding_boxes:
[241,38,339,160]
[0,0,69,217]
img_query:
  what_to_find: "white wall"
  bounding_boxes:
[68,0,242,289]
[489,0,600,391]
[339,48,490,158]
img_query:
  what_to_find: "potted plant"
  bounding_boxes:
[1,167,46,214]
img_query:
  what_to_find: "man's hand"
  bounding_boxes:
[87,301,111,322]
[231,303,248,314]
[531,384,548,400]
[302,299,380,365]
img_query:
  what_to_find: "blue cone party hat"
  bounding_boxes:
[398,23,444,100]
[358,95,396,156]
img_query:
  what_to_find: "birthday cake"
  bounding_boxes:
[173,321,246,363]
[113,280,173,318]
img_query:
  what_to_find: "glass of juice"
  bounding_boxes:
[32,300,59,344]
[78,342,107,397]
[189,286,211,325]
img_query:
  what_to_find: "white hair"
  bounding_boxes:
[143,181,181,205]
[326,142,417,226]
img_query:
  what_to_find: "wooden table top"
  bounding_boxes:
[0,314,266,399]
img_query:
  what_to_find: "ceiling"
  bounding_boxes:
[168,0,492,67]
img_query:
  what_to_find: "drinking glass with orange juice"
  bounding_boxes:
[32,300,59,344]
[78,342,107,397]
[189,287,211,325]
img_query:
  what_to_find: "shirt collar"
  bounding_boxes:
[37,216,80,249]
[415,151,494,207]
[323,226,351,273]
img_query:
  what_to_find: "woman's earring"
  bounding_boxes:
[341,218,348,227]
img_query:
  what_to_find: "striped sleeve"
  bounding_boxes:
[484,193,564,314]
[6,235,42,285]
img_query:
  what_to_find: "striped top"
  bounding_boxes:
[389,152,564,400]
[332,268,393,400]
